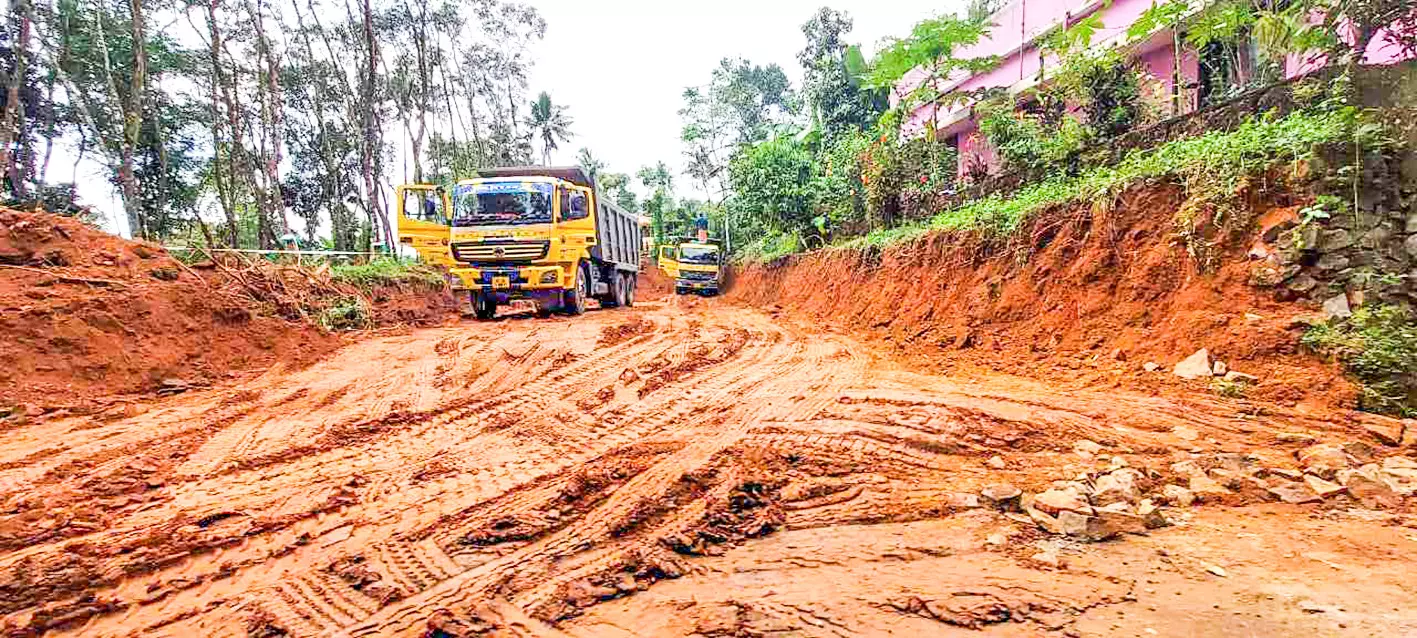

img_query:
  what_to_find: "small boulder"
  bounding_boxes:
[1379,456,1417,495]
[1092,508,1149,538]
[1356,415,1406,447]
[1212,360,1228,376]
[1091,469,1143,507]
[1345,472,1403,509]
[945,492,981,509]
[1267,481,1322,504]
[1161,484,1195,507]
[1172,426,1200,442]
[1224,371,1260,384]
[1188,475,1234,503]
[986,455,1006,470]
[1137,500,1170,529]
[1297,444,1351,480]
[1303,475,1346,499]
[1322,293,1352,320]
[1031,488,1093,516]
[1073,439,1103,458]
[1143,362,1160,372]
[980,484,1023,511]
[1173,349,1213,380]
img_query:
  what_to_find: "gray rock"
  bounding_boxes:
[1298,444,1351,480]
[1322,293,1352,320]
[1346,471,1403,509]
[1379,456,1417,495]
[1092,508,1149,537]
[1322,229,1355,251]
[1406,234,1417,258]
[1406,213,1417,233]
[1267,481,1322,504]
[1287,274,1319,294]
[1188,475,1234,503]
[980,484,1022,511]
[1032,487,1093,516]
[1173,349,1213,380]
[1211,360,1228,376]
[1161,484,1195,507]
[1224,371,1260,384]
[1092,469,1143,507]
[1073,439,1103,458]
[1304,474,1346,498]
[1316,253,1351,272]
[1137,500,1170,529]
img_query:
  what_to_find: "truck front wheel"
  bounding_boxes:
[472,291,496,321]
[563,263,589,315]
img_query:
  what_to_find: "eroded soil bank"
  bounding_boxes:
[0,209,457,412]
[728,184,1358,411]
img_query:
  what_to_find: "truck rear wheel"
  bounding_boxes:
[610,272,627,308]
[624,275,636,307]
[562,263,588,315]
[472,291,496,321]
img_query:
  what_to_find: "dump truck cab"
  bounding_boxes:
[446,166,641,320]
[659,240,723,296]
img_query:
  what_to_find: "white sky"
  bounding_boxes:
[88,0,964,238]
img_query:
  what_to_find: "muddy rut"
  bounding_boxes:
[3,300,1416,637]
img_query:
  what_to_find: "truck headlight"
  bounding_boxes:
[540,270,559,284]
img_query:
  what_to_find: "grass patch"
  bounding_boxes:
[330,258,445,290]
[840,106,1364,250]
[318,296,373,331]
[1303,305,1417,416]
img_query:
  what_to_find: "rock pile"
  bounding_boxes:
[996,440,1416,543]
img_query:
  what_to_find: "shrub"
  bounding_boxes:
[1303,305,1417,416]
[318,296,373,331]
[331,258,446,290]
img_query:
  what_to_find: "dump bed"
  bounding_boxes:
[592,198,640,271]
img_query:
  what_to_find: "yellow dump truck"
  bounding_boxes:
[658,239,724,296]
[398,167,641,320]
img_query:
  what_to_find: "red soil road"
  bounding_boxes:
[2,297,1415,637]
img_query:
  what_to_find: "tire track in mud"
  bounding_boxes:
[12,312,789,636]
[4,303,1350,638]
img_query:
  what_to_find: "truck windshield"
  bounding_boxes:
[681,245,719,264]
[452,182,553,226]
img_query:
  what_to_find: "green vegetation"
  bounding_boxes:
[847,105,1362,247]
[318,296,373,332]
[1303,305,1417,416]
[330,258,446,291]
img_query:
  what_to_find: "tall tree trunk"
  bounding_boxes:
[355,0,393,249]
[204,0,238,246]
[0,0,31,197]
[122,0,146,237]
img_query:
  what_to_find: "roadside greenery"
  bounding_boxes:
[846,104,1363,247]
[1303,305,1417,416]
[330,258,446,290]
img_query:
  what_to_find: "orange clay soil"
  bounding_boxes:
[728,183,1357,412]
[1,300,1413,638]
[3,191,1417,638]
[0,209,453,411]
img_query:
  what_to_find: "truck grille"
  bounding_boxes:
[681,270,716,281]
[451,241,549,263]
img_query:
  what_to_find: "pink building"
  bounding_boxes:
[897,0,1411,179]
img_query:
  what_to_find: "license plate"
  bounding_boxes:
[492,276,510,289]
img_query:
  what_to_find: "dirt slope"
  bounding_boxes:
[2,299,1414,637]
[729,185,1356,410]
[0,210,454,411]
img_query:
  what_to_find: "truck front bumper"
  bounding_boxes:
[450,265,565,293]
[676,279,719,293]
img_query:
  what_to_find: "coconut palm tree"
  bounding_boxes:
[527,92,574,165]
